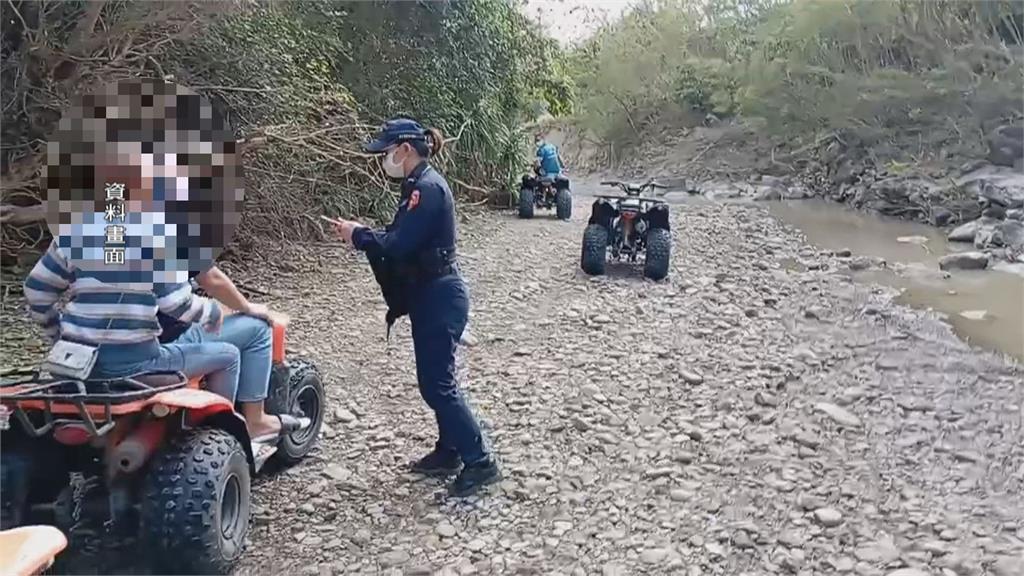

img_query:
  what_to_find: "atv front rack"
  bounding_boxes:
[0,371,188,438]
[595,194,667,204]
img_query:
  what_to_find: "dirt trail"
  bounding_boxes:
[1,181,1021,575]
[231,185,1022,575]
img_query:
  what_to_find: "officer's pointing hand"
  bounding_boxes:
[331,219,357,244]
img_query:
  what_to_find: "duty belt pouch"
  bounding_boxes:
[42,340,99,380]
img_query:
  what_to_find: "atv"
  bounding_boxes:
[581,179,672,280]
[519,167,572,220]
[0,316,326,575]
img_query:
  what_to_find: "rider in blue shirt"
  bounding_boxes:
[535,134,562,178]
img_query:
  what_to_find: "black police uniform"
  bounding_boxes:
[351,154,492,477]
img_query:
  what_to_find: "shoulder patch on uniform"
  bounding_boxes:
[409,189,421,210]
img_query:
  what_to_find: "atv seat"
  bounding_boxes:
[0,525,68,576]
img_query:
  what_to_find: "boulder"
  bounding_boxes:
[986,124,1024,168]
[948,220,981,243]
[938,251,990,271]
[999,220,1024,251]
[931,207,955,226]
[957,165,1024,209]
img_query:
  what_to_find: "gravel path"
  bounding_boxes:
[233,189,1023,576]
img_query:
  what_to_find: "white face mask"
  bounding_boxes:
[382,147,406,178]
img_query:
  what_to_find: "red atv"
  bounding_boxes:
[0,318,325,575]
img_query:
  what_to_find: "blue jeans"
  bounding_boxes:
[409,276,488,464]
[92,340,241,403]
[173,315,272,403]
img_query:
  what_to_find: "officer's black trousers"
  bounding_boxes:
[409,275,488,464]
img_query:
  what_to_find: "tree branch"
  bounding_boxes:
[0,203,46,225]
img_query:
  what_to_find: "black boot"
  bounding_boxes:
[409,445,462,477]
[448,457,501,497]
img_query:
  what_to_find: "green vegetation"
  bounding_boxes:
[569,0,1023,161]
[0,0,566,261]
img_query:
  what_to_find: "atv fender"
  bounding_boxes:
[645,203,671,231]
[154,387,256,472]
[588,198,617,229]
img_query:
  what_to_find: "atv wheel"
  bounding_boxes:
[581,224,608,276]
[141,428,250,575]
[518,188,535,219]
[644,228,672,281]
[555,189,572,221]
[276,359,325,464]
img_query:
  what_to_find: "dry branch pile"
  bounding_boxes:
[0,1,393,267]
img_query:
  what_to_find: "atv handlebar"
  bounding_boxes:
[601,179,667,195]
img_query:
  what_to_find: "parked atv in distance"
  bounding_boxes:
[0,317,325,575]
[581,179,672,280]
[519,167,572,221]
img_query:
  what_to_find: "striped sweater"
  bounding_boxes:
[24,241,221,359]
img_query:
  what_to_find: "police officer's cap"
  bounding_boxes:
[364,117,427,154]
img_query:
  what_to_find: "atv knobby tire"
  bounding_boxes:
[581,224,609,276]
[644,228,672,281]
[555,189,572,221]
[141,428,251,575]
[276,358,325,464]
[518,188,535,219]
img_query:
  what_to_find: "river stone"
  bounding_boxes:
[948,220,980,242]
[640,548,669,564]
[379,549,410,567]
[938,252,989,271]
[436,522,457,538]
[814,507,844,527]
[959,310,988,321]
[931,207,955,226]
[983,203,1008,219]
[987,124,1024,167]
[815,402,862,427]
[958,165,1024,208]
[999,220,1024,249]
[885,570,932,576]
[992,555,1024,576]
[677,365,704,385]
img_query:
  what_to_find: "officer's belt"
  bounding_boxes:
[393,247,458,284]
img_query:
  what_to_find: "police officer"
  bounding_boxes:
[331,117,500,497]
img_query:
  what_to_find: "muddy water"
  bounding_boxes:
[768,200,1024,361]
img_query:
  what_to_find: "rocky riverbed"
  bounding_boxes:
[681,163,1024,267]
[2,190,1022,575]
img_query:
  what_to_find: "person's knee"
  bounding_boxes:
[209,341,241,372]
[223,315,272,349]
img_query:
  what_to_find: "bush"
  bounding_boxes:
[0,0,569,263]
[570,0,1024,162]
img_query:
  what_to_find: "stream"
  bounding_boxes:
[652,187,1024,361]
[769,199,1023,362]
